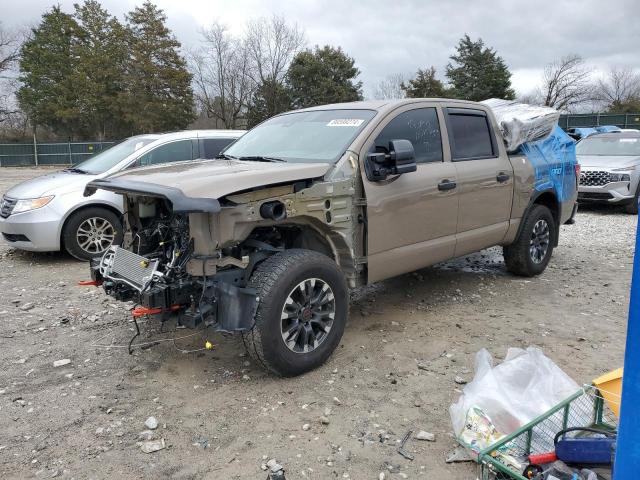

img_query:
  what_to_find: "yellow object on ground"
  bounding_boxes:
[593,368,623,418]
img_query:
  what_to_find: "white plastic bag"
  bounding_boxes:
[481,98,560,151]
[450,347,579,438]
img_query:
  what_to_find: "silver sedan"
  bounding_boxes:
[0,129,244,259]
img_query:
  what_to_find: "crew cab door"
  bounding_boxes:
[445,107,514,256]
[361,104,459,283]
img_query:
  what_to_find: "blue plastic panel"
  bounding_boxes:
[520,125,578,203]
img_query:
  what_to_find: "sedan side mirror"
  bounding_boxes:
[364,139,417,182]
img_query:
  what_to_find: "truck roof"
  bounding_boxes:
[295,98,486,115]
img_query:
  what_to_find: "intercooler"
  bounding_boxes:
[99,246,160,291]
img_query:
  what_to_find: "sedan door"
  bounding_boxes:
[361,104,459,283]
[445,107,514,257]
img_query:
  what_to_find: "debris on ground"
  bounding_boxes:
[414,430,435,442]
[144,416,158,430]
[397,429,414,461]
[138,438,165,453]
[52,359,71,368]
[445,446,473,463]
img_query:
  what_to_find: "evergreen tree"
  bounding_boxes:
[287,46,362,109]
[17,7,83,138]
[401,67,448,98]
[246,79,292,127]
[73,0,129,139]
[446,35,515,101]
[124,1,195,133]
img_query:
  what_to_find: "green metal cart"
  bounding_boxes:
[457,387,617,480]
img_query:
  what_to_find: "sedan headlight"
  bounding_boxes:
[12,196,55,214]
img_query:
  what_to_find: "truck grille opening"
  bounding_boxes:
[579,171,611,187]
[1,197,17,218]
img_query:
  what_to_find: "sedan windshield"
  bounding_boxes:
[223,109,377,163]
[73,136,156,174]
[577,136,640,156]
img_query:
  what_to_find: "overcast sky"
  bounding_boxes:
[4,0,640,98]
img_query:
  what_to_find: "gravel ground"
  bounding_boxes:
[0,167,635,479]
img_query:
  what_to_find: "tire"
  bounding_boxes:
[503,204,556,277]
[623,190,639,215]
[241,249,348,377]
[62,207,123,261]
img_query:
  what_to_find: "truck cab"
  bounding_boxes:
[85,99,578,376]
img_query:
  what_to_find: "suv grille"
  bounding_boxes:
[580,171,611,187]
[0,196,17,218]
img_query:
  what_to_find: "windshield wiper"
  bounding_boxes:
[65,167,89,174]
[215,153,238,160]
[237,155,285,163]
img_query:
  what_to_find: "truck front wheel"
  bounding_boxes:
[503,204,556,277]
[241,249,348,376]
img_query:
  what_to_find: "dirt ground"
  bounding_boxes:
[0,167,635,479]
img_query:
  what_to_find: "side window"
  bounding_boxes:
[447,110,496,160]
[372,108,443,163]
[201,138,236,158]
[137,140,194,167]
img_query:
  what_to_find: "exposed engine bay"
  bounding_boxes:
[91,196,261,333]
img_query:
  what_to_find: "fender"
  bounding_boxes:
[515,188,560,247]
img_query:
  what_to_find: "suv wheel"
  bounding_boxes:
[241,249,348,377]
[503,204,556,277]
[624,185,639,215]
[62,207,123,261]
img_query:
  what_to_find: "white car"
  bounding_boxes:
[0,129,245,259]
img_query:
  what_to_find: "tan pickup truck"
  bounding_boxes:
[86,99,578,376]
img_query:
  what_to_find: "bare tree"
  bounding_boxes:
[245,15,305,84]
[538,54,594,112]
[190,22,254,129]
[0,22,22,124]
[371,73,407,100]
[596,66,640,112]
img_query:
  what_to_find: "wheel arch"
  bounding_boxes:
[518,189,560,247]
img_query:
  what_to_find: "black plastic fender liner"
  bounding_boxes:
[213,282,259,333]
[84,178,221,214]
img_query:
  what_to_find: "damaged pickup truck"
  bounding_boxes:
[84,99,578,376]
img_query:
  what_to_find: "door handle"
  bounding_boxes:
[496,172,510,183]
[438,179,457,191]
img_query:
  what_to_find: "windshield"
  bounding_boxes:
[223,109,377,163]
[73,136,156,174]
[577,136,640,156]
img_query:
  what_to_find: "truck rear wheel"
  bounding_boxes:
[503,204,556,277]
[241,249,348,377]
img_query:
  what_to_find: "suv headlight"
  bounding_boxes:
[12,195,55,214]
[610,173,631,182]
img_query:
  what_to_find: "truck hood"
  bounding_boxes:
[86,159,331,209]
[5,169,97,199]
[577,155,640,169]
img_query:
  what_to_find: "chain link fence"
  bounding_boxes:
[0,141,115,167]
[559,113,640,130]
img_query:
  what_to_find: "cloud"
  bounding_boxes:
[5,0,640,98]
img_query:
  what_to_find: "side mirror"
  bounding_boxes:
[364,139,417,182]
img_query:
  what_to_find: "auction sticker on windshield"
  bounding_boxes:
[327,119,365,127]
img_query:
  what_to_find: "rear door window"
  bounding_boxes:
[201,138,237,158]
[447,109,496,160]
[372,108,443,163]
[137,140,194,167]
